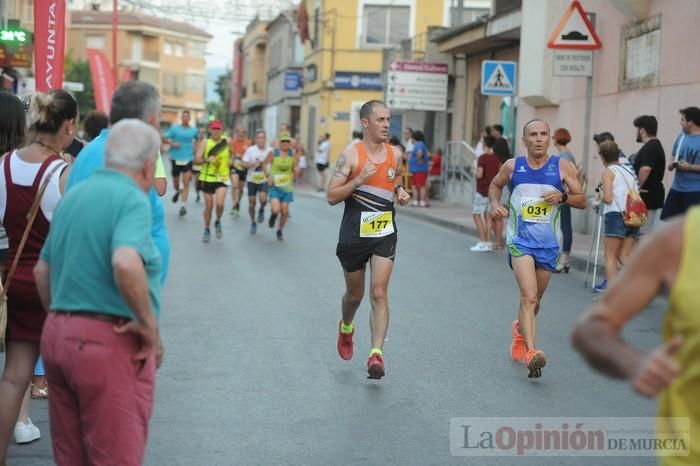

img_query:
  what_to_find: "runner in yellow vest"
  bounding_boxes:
[573,207,700,464]
[194,120,230,243]
[263,132,298,241]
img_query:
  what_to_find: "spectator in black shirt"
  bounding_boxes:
[632,115,666,233]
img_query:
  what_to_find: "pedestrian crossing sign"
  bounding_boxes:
[481,60,517,96]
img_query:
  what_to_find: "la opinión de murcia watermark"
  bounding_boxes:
[449,417,690,457]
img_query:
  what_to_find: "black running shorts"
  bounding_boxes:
[171,160,193,177]
[336,234,397,273]
[247,182,268,197]
[231,168,248,179]
[200,181,227,194]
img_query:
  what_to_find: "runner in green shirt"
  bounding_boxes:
[264,132,298,241]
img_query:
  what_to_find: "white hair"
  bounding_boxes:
[105,119,160,171]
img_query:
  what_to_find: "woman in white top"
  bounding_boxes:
[598,140,640,291]
[0,89,75,457]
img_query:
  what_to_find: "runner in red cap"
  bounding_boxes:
[194,120,230,242]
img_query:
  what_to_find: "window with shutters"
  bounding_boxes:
[163,73,175,95]
[187,74,205,91]
[188,41,206,57]
[361,5,410,48]
[86,34,106,50]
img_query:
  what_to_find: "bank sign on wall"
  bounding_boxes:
[385,61,448,112]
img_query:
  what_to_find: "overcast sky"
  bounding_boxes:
[125,0,296,70]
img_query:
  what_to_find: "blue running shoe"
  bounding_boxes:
[250,223,257,235]
[594,279,607,293]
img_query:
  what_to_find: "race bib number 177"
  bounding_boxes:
[360,211,394,238]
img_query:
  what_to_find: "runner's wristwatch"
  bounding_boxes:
[560,192,568,204]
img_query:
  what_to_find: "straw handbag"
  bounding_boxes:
[0,162,62,352]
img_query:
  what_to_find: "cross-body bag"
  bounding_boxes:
[207,138,228,159]
[0,159,62,352]
[610,165,648,228]
[201,138,228,179]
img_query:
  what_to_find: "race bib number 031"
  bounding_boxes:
[360,211,394,238]
[521,198,553,224]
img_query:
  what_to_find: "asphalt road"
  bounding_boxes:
[7,188,666,465]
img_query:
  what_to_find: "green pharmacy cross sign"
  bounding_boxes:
[0,19,34,47]
[0,29,31,44]
[0,20,34,53]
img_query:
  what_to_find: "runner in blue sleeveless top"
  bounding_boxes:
[490,120,587,378]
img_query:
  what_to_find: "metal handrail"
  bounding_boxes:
[440,140,478,201]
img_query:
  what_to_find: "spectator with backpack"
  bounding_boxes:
[595,140,646,292]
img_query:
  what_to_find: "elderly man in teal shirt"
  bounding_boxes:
[66,81,170,283]
[35,119,162,466]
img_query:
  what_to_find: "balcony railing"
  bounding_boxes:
[440,140,478,203]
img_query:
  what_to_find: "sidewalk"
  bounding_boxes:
[297,182,603,277]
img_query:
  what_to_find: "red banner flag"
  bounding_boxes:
[297,1,309,43]
[87,49,115,113]
[34,0,66,92]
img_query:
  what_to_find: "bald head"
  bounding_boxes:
[521,119,551,159]
[359,100,388,121]
[522,119,550,138]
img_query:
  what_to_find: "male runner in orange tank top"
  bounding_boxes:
[327,100,411,379]
[229,127,252,218]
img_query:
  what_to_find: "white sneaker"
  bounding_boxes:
[411,200,419,207]
[471,242,492,252]
[484,242,493,251]
[419,200,426,207]
[15,418,40,444]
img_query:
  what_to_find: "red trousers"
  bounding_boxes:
[41,312,156,466]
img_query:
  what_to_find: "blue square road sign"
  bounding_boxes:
[481,60,517,96]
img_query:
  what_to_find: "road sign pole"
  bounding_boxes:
[580,13,596,235]
[510,97,517,154]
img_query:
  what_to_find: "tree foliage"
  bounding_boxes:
[63,52,95,118]
[214,70,232,126]
[215,70,231,105]
[206,101,224,122]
